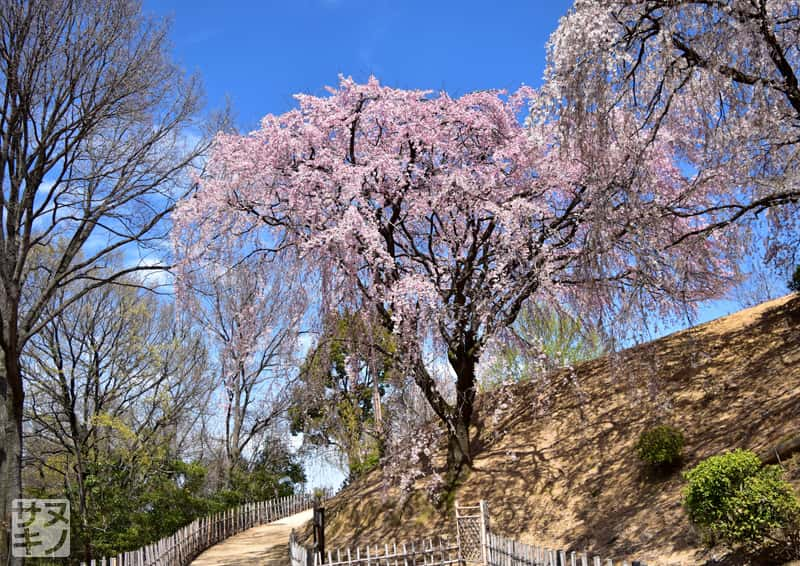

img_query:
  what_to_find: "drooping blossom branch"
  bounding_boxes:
[545,0,800,267]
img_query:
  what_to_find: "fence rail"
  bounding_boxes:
[290,501,640,566]
[486,532,636,566]
[82,492,323,566]
[290,534,460,566]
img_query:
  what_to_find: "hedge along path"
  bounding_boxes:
[191,509,313,566]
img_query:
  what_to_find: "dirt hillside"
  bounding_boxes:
[317,294,800,565]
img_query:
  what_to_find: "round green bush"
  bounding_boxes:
[790,265,800,293]
[683,449,800,551]
[636,425,685,467]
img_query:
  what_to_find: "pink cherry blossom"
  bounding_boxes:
[174,76,736,472]
[545,0,800,269]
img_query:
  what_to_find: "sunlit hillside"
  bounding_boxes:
[317,294,800,565]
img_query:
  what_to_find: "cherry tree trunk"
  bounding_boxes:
[446,350,478,476]
[447,418,473,474]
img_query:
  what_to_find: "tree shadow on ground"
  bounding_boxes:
[321,296,800,565]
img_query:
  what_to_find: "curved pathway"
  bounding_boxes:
[190,509,313,566]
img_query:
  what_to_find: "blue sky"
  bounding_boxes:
[144,0,572,129]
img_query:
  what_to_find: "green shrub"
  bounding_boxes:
[683,449,800,552]
[790,265,800,293]
[636,425,685,468]
[348,447,381,479]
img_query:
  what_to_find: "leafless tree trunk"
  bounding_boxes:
[0,1,204,562]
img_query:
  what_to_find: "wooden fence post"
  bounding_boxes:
[479,500,490,566]
[313,502,326,564]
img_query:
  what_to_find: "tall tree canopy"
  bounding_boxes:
[176,76,736,474]
[0,1,204,560]
[23,273,209,561]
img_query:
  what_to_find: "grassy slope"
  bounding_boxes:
[318,295,800,565]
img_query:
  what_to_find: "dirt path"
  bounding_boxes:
[190,509,313,566]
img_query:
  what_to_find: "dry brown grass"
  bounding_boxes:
[317,295,800,566]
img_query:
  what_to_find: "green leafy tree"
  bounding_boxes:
[481,302,609,388]
[290,310,397,481]
[684,450,800,555]
[25,420,214,562]
[27,411,305,562]
[636,425,685,469]
[22,270,211,562]
[218,438,306,506]
[80,456,212,558]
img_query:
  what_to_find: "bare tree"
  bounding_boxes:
[0,1,204,560]
[184,254,307,485]
[23,274,210,561]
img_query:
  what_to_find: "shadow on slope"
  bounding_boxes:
[319,295,800,565]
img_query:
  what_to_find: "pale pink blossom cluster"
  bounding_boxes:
[176,76,732,356]
[488,380,516,443]
[545,0,800,269]
[380,419,442,504]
